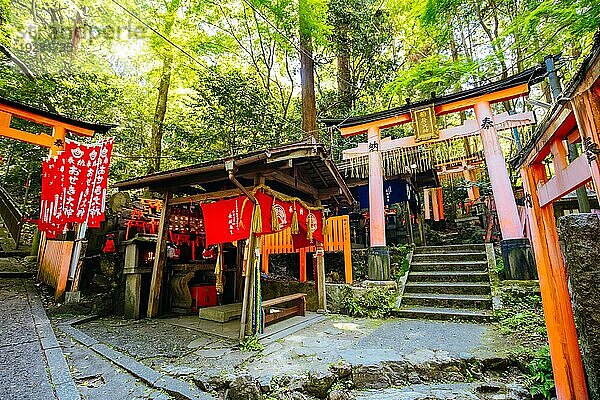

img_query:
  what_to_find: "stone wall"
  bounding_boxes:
[558,213,600,399]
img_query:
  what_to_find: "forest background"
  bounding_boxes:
[0,0,599,214]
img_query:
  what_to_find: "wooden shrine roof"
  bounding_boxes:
[0,96,114,134]
[114,139,355,206]
[321,64,547,134]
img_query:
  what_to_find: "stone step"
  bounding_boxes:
[411,252,487,263]
[394,306,494,322]
[414,244,486,254]
[198,302,242,323]
[402,293,492,310]
[410,261,488,272]
[404,282,491,295]
[409,271,489,283]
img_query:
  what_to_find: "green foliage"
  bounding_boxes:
[240,335,264,352]
[496,288,547,342]
[0,0,9,45]
[495,257,505,274]
[390,243,412,281]
[342,286,396,319]
[299,0,331,43]
[386,54,477,101]
[169,67,299,163]
[526,345,555,399]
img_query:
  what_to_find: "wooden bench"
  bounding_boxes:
[261,293,306,330]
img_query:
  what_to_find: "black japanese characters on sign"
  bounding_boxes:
[53,138,64,148]
[583,137,600,163]
[523,193,533,208]
[480,117,494,130]
[369,141,379,152]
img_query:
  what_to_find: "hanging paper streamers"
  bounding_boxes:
[38,138,114,237]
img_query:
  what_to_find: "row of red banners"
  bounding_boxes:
[39,138,114,237]
[201,190,324,248]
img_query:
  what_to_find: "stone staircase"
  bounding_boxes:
[396,244,494,322]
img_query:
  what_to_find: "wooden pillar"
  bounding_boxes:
[342,216,353,284]
[437,187,445,220]
[315,243,326,311]
[147,192,171,318]
[474,101,522,239]
[463,166,477,201]
[239,232,257,342]
[367,126,386,247]
[423,189,431,220]
[431,187,440,222]
[51,125,66,156]
[262,250,269,274]
[521,164,588,399]
[299,248,307,282]
[405,201,414,244]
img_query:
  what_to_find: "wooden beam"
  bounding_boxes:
[147,192,171,318]
[537,153,592,207]
[340,113,411,137]
[266,171,319,197]
[339,84,530,137]
[0,125,55,148]
[342,111,535,158]
[435,84,529,115]
[169,187,248,205]
[0,103,95,137]
[266,149,316,163]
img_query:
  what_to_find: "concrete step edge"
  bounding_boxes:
[403,293,492,301]
[409,271,489,276]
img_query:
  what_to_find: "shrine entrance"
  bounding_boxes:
[0,96,113,298]
[323,65,548,280]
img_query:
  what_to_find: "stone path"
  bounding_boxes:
[0,276,74,399]
[72,313,530,398]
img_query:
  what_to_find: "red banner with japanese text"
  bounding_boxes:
[38,138,114,237]
[201,196,254,246]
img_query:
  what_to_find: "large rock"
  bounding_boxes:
[558,214,600,399]
[352,365,391,389]
[225,375,262,400]
[303,370,336,399]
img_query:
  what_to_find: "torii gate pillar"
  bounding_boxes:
[474,101,536,279]
[367,126,390,280]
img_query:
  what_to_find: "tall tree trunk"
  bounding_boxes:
[148,0,180,172]
[150,50,173,172]
[299,32,317,139]
[337,50,352,113]
[336,22,352,113]
[71,9,83,59]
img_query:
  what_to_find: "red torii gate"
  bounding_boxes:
[0,96,111,154]
[511,41,600,399]
[323,65,546,280]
